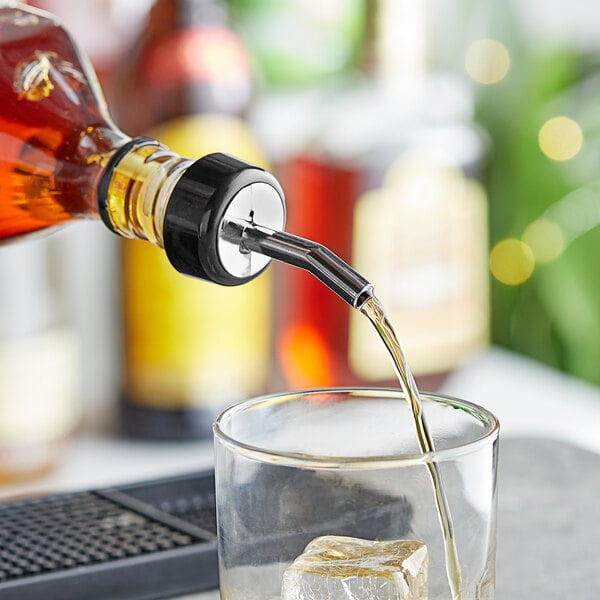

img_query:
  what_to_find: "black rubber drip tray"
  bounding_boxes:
[0,471,218,600]
[105,469,217,536]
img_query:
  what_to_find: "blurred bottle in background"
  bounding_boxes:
[262,0,489,390]
[113,0,271,439]
[0,238,80,483]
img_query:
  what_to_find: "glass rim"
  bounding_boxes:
[213,387,500,468]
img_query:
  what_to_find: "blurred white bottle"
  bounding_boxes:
[0,237,81,484]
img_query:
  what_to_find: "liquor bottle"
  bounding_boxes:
[111,0,275,440]
[0,4,285,293]
[0,236,80,483]
[274,0,489,390]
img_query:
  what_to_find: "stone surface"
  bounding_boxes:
[496,437,600,600]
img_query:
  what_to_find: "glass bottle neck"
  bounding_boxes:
[363,0,427,91]
[99,138,192,247]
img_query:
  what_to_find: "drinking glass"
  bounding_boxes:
[213,388,499,599]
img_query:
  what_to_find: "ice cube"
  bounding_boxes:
[281,535,428,600]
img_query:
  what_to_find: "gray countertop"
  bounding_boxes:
[495,437,600,599]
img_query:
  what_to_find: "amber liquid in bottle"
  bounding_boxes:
[0,6,128,241]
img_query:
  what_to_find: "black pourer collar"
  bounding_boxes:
[163,152,285,286]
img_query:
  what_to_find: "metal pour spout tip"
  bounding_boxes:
[221,218,375,309]
[354,285,375,310]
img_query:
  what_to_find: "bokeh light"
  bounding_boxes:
[278,324,333,389]
[465,38,511,85]
[538,116,583,161]
[522,219,565,263]
[489,239,535,285]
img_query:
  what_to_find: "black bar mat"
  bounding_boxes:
[0,471,218,600]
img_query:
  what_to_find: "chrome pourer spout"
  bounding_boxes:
[220,219,374,309]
